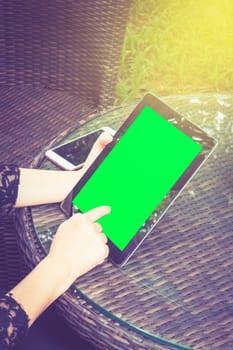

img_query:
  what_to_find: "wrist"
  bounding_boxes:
[41,256,74,297]
[44,254,79,295]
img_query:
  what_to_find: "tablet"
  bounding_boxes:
[61,93,217,266]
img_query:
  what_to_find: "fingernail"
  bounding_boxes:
[105,206,111,213]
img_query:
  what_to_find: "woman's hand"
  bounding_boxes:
[47,205,111,290]
[10,205,110,326]
[82,131,113,171]
[16,132,113,207]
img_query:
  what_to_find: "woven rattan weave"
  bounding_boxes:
[0,0,131,109]
[16,94,233,350]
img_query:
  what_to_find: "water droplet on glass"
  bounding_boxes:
[198,110,209,116]
[215,111,225,131]
[190,98,201,104]
[189,190,196,198]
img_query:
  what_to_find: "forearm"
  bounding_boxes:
[15,168,84,207]
[9,256,73,327]
[14,132,112,207]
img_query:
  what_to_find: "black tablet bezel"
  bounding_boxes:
[61,93,217,266]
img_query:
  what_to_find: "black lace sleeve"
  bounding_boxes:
[0,163,20,216]
[0,291,29,349]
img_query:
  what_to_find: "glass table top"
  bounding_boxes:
[31,94,233,350]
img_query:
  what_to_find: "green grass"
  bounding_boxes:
[115,0,233,104]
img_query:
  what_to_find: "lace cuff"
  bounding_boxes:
[0,163,20,216]
[0,291,29,349]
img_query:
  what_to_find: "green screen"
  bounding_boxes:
[72,106,202,251]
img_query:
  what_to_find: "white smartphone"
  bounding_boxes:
[45,127,115,170]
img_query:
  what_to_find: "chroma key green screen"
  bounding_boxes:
[72,106,202,251]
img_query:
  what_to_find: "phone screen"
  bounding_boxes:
[54,130,103,166]
[72,106,202,251]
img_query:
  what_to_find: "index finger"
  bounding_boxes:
[84,206,111,222]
